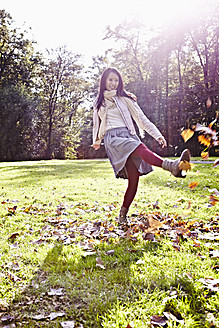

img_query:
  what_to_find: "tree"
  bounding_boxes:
[0,10,41,89]
[0,85,44,161]
[39,47,89,159]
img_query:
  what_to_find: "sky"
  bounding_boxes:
[1,0,214,65]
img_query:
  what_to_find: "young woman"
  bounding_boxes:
[92,67,190,223]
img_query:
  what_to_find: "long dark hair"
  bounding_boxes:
[96,67,135,110]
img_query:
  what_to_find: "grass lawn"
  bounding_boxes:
[0,158,218,327]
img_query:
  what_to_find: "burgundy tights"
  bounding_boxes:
[122,144,163,209]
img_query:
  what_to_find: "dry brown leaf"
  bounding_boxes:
[96,257,105,269]
[150,315,168,326]
[213,158,219,168]
[126,324,133,328]
[146,215,163,232]
[181,129,194,142]
[8,232,20,241]
[188,181,199,190]
[209,195,219,206]
[178,161,194,172]
[187,201,191,209]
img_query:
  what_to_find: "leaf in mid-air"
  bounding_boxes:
[201,151,209,159]
[181,129,194,142]
[198,135,211,147]
[178,161,195,172]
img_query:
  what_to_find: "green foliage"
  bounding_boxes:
[0,10,41,89]
[38,47,89,159]
[0,4,219,160]
[0,85,45,161]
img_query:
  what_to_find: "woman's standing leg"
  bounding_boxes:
[119,156,140,223]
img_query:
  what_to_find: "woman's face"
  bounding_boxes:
[105,72,119,91]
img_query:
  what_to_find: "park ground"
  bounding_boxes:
[0,158,219,327]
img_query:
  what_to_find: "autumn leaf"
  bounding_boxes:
[96,257,105,269]
[201,151,209,159]
[49,312,65,320]
[213,158,219,168]
[209,195,219,206]
[206,96,212,108]
[163,312,185,325]
[199,278,219,292]
[198,135,211,147]
[210,250,219,258]
[106,250,115,256]
[147,214,163,230]
[32,314,46,321]
[188,181,199,190]
[7,206,17,215]
[150,314,168,326]
[181,129,194,142]
[61,321,75,328]
[178,161,195,172]
[8,232,20,241]
[48,288,64,296]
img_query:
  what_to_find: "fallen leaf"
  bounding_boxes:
[49,312,65,320]
[150,314,168,326]
[209,195,219,206]
[33,314,46,320]
[147,214,163,230]
[48,288,63,296]
[199,278,219,291]
[136,259,145,265]
[7,206,17,215]
[8,232,20,241]
[0,315,14,323]
[210,250,219,258]
[187,201,191,209]
[61,321,75,328]
[106,250,115,256]
[143,232,155,241]
[96,257,105,269]
[213,158,219,168]
[163,311,185,324]
[188,181,199,190]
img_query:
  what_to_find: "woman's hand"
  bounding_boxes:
[93,144,100,150]
[157,136,167,148]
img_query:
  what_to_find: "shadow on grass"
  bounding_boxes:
[2,239,162,328]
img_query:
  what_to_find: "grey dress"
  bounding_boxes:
[104,127,153,179]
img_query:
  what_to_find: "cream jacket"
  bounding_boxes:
[92,96,163,146]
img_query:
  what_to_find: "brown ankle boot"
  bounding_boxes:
[162,149,191,178]
[119,206,128,224]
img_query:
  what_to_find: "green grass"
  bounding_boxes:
[0,158,219,327]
